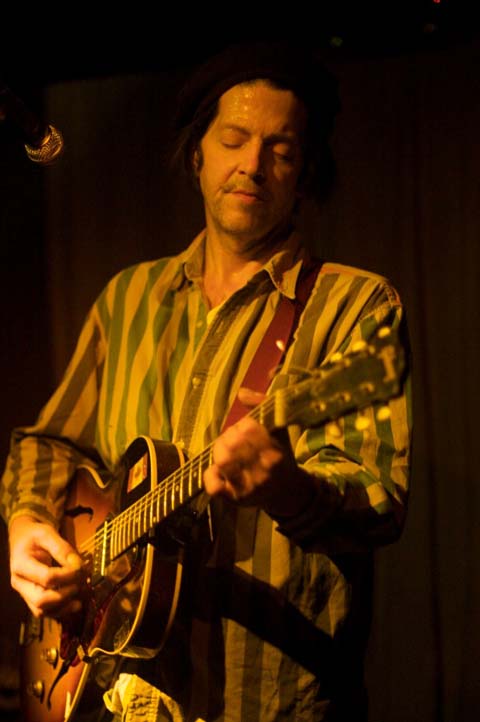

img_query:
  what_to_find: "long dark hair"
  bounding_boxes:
[170,78,337,205]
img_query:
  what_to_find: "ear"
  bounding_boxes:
[192,147,201,176]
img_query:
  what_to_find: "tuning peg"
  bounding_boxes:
[355,415,371,431]
[27,680,44,699]
[377,326,392,338]
[351,340,368,353]
[326,421,343,438]
[376,406,391,422]
[330,352,343,363]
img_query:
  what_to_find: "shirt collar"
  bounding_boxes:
[171,229,309,300]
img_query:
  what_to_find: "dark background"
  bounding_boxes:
[1,3,479,720]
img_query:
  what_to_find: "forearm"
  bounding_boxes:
[1,303,106,527]
[269,384,411,553]
[269,455,407,553]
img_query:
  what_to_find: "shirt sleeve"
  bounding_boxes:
[0,299,107,529]
[271,286,412,554]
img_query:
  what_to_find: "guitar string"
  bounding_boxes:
[76,348,382,560]
[76,392,283,558]
[76,394,278,557]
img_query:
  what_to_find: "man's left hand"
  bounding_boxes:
[203,388,315,517]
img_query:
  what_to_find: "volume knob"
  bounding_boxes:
[41,647,59,666]
[27,680,44,699]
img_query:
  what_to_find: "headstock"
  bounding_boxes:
[271,327,405,429]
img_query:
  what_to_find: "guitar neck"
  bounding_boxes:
[89,398,278,570]
[81,329,403,573]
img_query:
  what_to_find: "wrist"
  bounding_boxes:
[263,467,317,520]
[8,513,51,543]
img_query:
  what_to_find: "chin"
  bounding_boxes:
[220,213,275,239]
[223,225,271,243]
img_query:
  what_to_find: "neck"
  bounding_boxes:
[202,224,292,308]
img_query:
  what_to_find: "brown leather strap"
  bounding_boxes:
[222,259,322,430]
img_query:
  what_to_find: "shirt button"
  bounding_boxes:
[192,376,202,388]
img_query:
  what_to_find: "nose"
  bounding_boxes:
[238,140,265,183]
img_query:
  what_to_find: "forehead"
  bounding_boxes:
[212,80,307,137]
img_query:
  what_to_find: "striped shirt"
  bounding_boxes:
[0,231,411,720]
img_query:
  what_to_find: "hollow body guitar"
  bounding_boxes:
[20,328,405,722]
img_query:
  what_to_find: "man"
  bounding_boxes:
[1,43,411,721]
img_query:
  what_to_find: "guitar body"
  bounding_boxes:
[20,436,187,722]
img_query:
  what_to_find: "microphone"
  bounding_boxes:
[0,81,64,165]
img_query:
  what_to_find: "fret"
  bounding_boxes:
[133,512,139,544]
[115,520,120,558]
[125,513,129,549]
[134,510,139,542]
[111,520,117,559]
[189,462,197,495]
[163,485,167,518]
[100,522,108,576]
[119,519,123,554]
[150,495,156,528]
[134,511,140,543]
[179,472,184,505]
[126,514,132,549]
[188,463,193,498]
[125,515,129,550]
[115,518,121,557]
[136,511,141,541]
[122,513,128,551]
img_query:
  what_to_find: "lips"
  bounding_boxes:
[229,188,267,202]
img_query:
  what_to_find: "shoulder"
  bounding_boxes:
[89,256,182,335]
[98,256,181,304]
[319,260,391,286]
[105,257,177,290]
[314,260,402,308]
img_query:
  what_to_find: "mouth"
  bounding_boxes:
[230,189,266,203]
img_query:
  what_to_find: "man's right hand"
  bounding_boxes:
[8,514,84,618]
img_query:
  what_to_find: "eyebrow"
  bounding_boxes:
[219,124,300,144]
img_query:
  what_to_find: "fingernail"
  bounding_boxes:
[66,552,82,570]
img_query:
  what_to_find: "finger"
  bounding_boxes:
[36,584,80,616]
[11,553,83,590]
[27,596,82,620]
[51,598,83,620]
[237,387,267,408]
[32,525,82,570]
[12,574,81,615]
[203,465,230,497]
[213,442,246,477]
[214,421,266,465]
[204,465,248,502]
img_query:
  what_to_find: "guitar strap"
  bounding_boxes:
[204,258,322,558]
[222,258,323,430]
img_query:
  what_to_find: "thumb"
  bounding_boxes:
[33,523,82,570]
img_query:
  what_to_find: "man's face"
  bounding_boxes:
[195,81,307,247]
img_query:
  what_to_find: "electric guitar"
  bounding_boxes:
[19,327,405,722]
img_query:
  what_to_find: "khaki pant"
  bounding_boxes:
[104,673,205,722]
